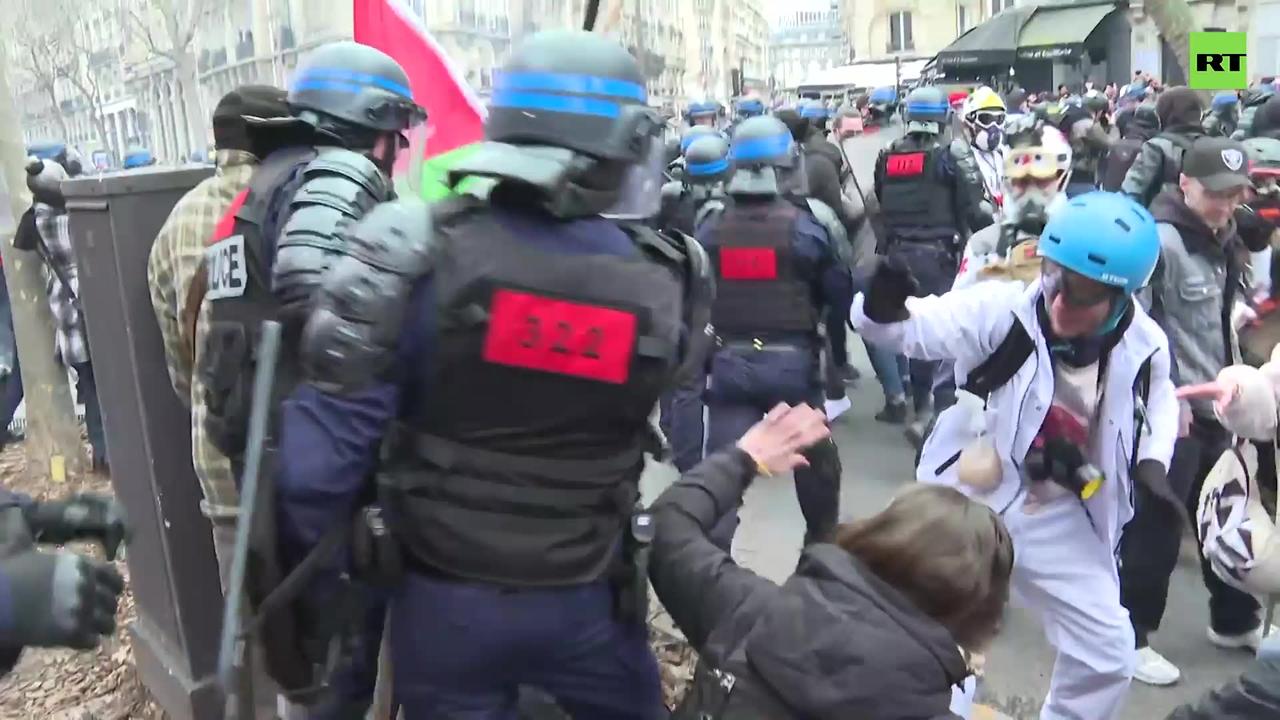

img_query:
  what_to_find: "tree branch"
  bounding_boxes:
[126,3,177,62]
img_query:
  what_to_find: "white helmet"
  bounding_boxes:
[1002,114,1072,192]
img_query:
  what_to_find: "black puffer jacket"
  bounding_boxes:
[1166,655,1280,719]
[652,450,969,720]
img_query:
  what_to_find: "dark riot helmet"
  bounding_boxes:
[726,115,803,196]
[683,134,732,186]
[486,30,661,164]
[903,86,949,133]
[289,41,426,147]
[680,124,722,153]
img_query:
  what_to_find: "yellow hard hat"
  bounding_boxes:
[965,86,1006,116]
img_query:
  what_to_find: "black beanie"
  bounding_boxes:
[212,85,291,153]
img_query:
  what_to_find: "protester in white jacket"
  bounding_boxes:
[853,191,1180,720]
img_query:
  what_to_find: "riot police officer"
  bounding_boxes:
[278,29,712,717]
[686,99,724,129]
[730,97,766,135]
[874,85,993,439]
[675,115,848,549]
[665,124,722,184]
[657,133,731,236]
[196,40,424,716]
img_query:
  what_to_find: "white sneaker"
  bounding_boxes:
[824,396,852,421]
[1208,624,1280,651]
[1133,646,1180,686]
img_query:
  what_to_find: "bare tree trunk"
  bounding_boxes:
[0,40,91,481]
[1140,0,1197,84]
[176,51,207,159]
[43,87,70,141]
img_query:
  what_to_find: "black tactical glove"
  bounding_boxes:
[863,254,918,323]
[0,507,123,650]
[24,493,129,561]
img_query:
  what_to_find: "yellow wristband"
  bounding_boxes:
[749,453,772,477]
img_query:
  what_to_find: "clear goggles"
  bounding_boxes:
[968,110,1006,129]
[1041,260,1123,309]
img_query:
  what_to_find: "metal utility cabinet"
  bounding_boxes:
[63,166,224,720]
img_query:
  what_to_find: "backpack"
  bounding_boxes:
[1100,137,1145,192]
[1155,132,1196,190]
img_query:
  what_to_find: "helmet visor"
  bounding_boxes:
[601,137,666,220]
[1041,259,1124,308]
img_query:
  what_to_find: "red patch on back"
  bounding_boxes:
[210,189,250,245]
[719,247,778,280]
[482,289,637,384]
[886,152,926,177]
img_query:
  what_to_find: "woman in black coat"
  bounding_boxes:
[651,404,1014,720]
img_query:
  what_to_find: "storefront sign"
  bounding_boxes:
[1017,46,1077,61]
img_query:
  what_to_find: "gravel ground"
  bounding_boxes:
[0,441,165,720]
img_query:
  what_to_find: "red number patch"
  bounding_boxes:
[483,289,637,384]
[719,247,778,280]
[1260,207,1280,223]
[886,152,926,177]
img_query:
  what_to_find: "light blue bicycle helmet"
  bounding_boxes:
[1039,191,1159,297]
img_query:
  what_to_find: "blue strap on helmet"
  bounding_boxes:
[687,158,730,176]
[292,67,414,99]
[490,71,647,119]
[730,133,792,163]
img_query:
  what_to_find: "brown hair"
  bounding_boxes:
[834,485,1014,650]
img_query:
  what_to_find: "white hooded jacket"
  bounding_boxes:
[852,280,1179,550]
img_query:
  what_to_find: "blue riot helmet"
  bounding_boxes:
[1213,92,1239,111]
[903,86,950,135]
[680,124,722,153]
[800,100,829,132]
[289,41,426,150]
[466,29,665,219]
[736,97,765,120]
[726,115,804,196]
[686,100,723,127]
[683,134,732,187]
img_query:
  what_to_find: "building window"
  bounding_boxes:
[989,0,1014,15]
[888,11,913,52]
[958,5,969,34]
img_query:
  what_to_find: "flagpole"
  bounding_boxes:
[584,0,601,30]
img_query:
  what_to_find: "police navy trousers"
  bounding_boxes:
[389,573,662,719]
[670,344,841,549]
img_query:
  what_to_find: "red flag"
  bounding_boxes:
[353,0,485,158]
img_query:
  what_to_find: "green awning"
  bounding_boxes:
[1017,2,1117,61]
[935,6,1035,69]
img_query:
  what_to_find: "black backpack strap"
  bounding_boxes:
[1129,354,1155,478]
[960,319,1035,401]
[1155,132,1194,187]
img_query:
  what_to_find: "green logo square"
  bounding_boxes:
[1190,32,1248,90]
